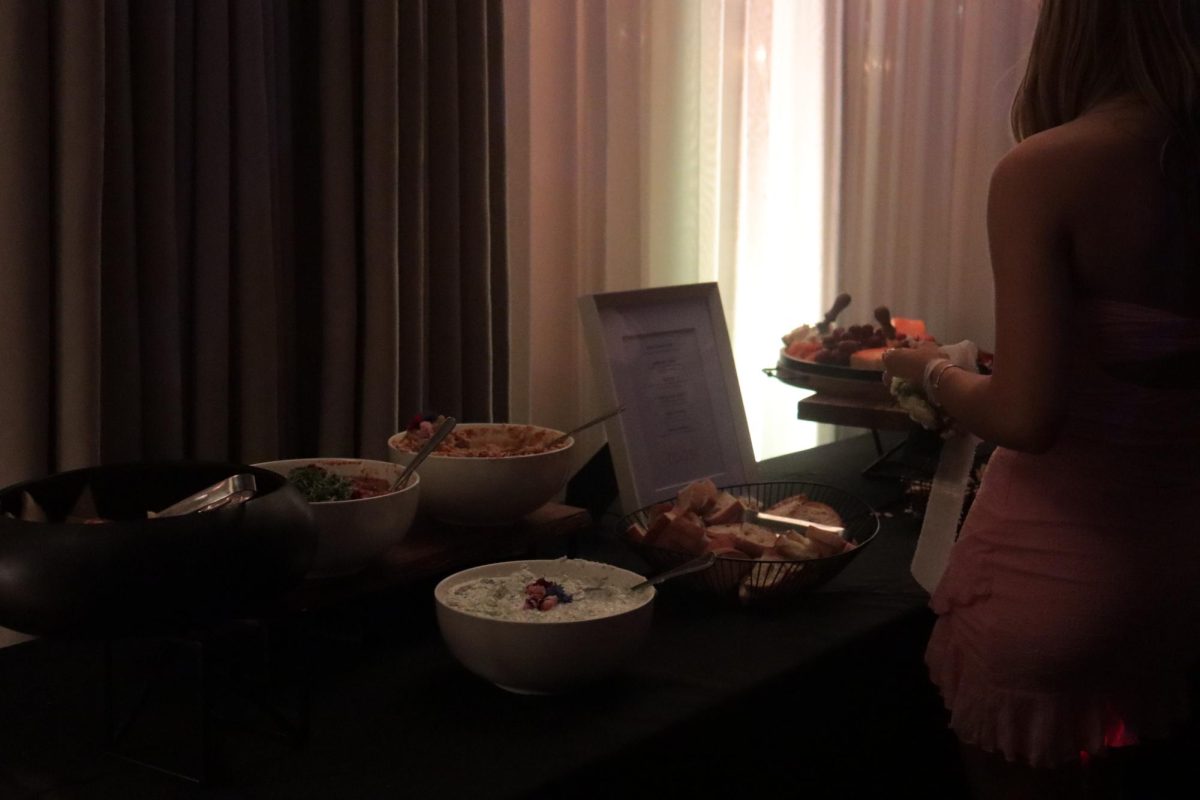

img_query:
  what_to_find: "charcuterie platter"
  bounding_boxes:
[770,295,934,400]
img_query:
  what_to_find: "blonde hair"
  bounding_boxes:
[1011,0,1200,171]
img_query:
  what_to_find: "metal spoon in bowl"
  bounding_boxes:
[629,551,717,591]
[545,406,625,449]
[391,416,457,492]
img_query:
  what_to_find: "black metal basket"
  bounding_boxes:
[619,482,879,604]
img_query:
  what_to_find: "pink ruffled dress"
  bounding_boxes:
[925,298,1200,767]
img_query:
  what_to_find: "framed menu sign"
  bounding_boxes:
[579,282,758,513]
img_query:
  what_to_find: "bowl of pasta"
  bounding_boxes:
[387,420,574,526]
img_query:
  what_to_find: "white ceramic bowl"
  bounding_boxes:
[386,423,574,525]
[254,458,420,578]
[434,558,655,694]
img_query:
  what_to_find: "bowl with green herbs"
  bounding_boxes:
[254,458,419,579]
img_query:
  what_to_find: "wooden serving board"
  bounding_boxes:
[795,393,914,431]
[773,350,892,402]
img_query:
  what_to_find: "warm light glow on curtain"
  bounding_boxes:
[728,0,830,459]
[505,0,830,466]
[504,0,1039,468]
[836,0,1040,350]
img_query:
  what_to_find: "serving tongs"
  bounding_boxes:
[153,474,258,518]
[741,508,846,539]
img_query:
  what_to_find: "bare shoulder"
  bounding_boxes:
[986,130,1078,232]
[991,111,1165,203]
[990,115,1168,244]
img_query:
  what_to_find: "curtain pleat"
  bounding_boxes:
[190,0,233,461]
[53,0,106,472]
[264,0,298,461]
[456,0,495,422]
[0,0,508,485]
[485,0,508,424]
[99,0,144,464]
[0,2,52,487]
[425,5,465,418]
[314,0,359,457]
[361,0,401,457]
[230,0,282,463]
[395,0,429,426]
[132,0,186,460]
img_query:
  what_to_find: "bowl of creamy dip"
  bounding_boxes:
[434,558,655,694]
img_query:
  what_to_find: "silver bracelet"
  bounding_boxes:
[921,358,952,406]
[928,360,962,407]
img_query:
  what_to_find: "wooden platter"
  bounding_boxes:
[772,349,892,402]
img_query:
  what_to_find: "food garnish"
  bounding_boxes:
[287,465,354,502]
[523,578,574,611]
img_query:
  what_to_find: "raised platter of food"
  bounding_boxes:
[773,295,935,398]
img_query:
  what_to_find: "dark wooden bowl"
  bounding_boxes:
[0,462,317,637]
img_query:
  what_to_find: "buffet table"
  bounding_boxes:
[0,433,968,798]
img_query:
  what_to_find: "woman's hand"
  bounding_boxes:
[880,341,945,387]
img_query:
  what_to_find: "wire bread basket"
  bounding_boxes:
[619,482,879,605]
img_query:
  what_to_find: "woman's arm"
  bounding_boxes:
[884,137,1075,452]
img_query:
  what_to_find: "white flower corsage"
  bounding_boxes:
[889,377,951,434]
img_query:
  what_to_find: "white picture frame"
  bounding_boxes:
[579,282,758,514]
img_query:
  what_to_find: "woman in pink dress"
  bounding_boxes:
[883,1,1200,796]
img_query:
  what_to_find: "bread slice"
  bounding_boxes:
[676,478,719,514]
[642,507,679,546]
[766,495,844,529]
[774,532,821,560]
[654,510,709,555]
[702,491,744,525]
[803,527,848,557]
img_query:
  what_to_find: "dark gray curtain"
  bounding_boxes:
[0,0,508,486]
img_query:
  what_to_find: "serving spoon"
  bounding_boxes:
[546,406,625,449]
[629,551,717,591]
[392,416,458,492]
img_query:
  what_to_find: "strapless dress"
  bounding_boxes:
[925,298,1200,767]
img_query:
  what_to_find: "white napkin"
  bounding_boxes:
[910,340,980,594]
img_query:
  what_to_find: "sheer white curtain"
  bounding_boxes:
[504,0,830,468]
[503,0,1039,470]
[836,0,1040,350]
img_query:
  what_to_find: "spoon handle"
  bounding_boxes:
[394,416,457,491]
[630,551,717,591]
[548,406,625,448]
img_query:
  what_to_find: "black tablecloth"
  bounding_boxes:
[0,433,969,798]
